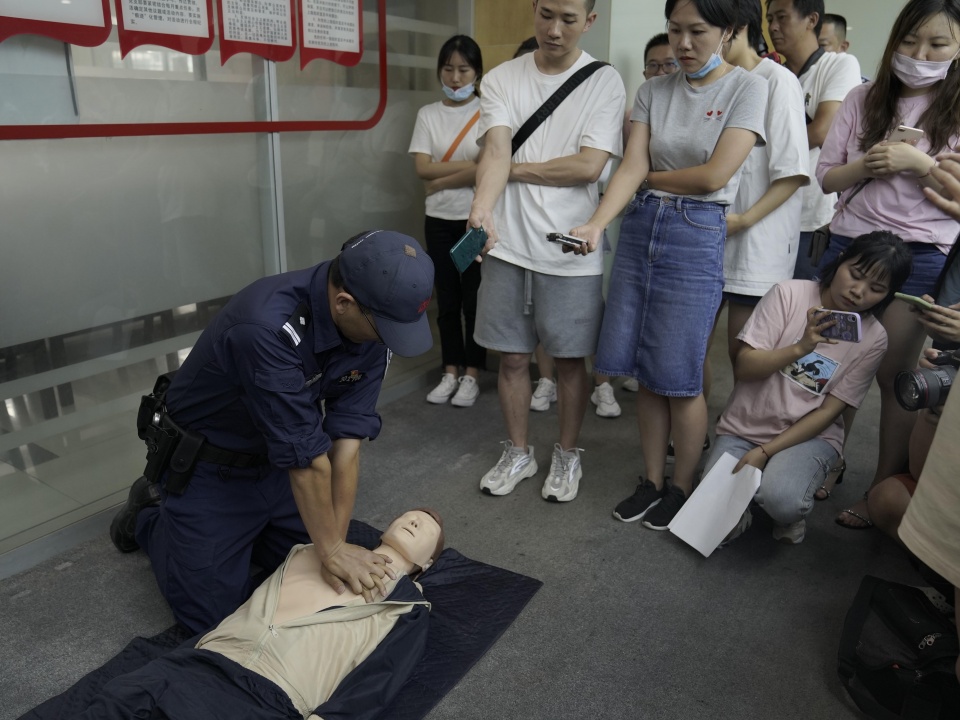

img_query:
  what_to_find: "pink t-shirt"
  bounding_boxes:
[816,83,959,253]
[716,280,887,454]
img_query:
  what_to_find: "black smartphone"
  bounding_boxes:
[546,232,586,249]
[449,226,487,273]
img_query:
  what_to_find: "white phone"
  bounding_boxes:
[889,125,924,143]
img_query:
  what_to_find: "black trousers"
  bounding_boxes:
[424,215,486,370]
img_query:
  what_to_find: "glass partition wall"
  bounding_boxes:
[0,1,470,563]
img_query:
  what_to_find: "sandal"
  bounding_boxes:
[836,491,874,530]
[815,460,845,502]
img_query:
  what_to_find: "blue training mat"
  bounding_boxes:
[21,520,543,720]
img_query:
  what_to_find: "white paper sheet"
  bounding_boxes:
[668,452,761,558]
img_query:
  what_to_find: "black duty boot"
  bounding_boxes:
[110,476,161,553]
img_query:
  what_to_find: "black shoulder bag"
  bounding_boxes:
[511,60,609,156]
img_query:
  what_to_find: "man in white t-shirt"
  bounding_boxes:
[466,0,625,504]
[818,13,870,83]
[766,0,861,280]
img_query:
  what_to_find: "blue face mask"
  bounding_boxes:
[685,37,727,80]
[442,83,475,102]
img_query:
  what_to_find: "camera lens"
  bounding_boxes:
[894,365,955,411]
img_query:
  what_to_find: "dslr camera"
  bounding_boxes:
[895,349,960,412]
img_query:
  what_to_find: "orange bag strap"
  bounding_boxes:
[440,110,480,162]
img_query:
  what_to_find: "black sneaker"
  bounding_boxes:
[641,484,687,530]
[110,476,161,553]
[612,478,664,522]
[666,436,711,461]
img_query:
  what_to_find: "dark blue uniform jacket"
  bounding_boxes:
[165,261,389,468]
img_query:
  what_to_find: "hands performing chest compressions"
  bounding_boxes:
[110,230,436,634]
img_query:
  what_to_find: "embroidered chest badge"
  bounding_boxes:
[338,370,364,384]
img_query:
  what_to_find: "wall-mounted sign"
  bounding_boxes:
[218,0,295,64]
[0,0,111,46]
[116,0,215,57]
[299,0,362,69]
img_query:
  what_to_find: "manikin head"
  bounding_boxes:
[380,508,445,575]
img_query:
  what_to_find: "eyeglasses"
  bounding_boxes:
[359,304,385,346]
[645,60,679,73]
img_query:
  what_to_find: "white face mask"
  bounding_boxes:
[891,50,960,88]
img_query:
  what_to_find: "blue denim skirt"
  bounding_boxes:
[818,233,945,297]
[596,191,726,397]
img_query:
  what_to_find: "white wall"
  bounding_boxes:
[608,0,664,103]
[824,0,903,81]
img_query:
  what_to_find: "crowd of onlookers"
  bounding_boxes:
[408,0,960,656]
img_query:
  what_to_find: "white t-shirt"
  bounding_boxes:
[724,59,810,296]
[798,51,862,231]
[477,51,626,276]
[716,280,886,455]
[408,96,481,220]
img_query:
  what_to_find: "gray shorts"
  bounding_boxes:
[474,255,604,358]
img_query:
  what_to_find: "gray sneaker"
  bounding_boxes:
[530,377,557,412]
[772,519,806,544]
[591,381,622,418]
[480,441,538,496]
[426,373,458,404]
[541,444,583,503]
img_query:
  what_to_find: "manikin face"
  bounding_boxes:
[824,257,891,314]
[667,0,729,76]
[767,0,817,59]
[818,22,848,53]
[644,43,679,79]
[896,12,960,63]
[532,0,596,64]
[439,50,478,92]
[381,511,442,571]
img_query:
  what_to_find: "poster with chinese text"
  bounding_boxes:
[218,0,296,64]
[299,0,362,69]
[116,0,215,57]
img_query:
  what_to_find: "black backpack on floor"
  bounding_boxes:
[838,576,960,719]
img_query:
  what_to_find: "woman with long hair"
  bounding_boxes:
[409,35,486,407]
[815,0,960,528]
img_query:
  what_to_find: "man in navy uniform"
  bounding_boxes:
[110,230,435,634]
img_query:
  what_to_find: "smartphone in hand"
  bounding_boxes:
[546,232,586,249]
[819,309,862,342]
[450,226,487,273]
[894,292,935,311]
[889,125,924,143]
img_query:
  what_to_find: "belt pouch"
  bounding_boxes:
[142,425,179,484]
[165,429,206,495]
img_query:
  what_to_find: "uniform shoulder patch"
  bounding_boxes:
[281,300,312,347]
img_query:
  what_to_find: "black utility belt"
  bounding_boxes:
[160,417,269,469]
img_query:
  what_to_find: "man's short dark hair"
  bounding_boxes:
[644,33,670,63]
[822,13,847,39]
[737,0,765,53]
[536,0,595,13]
[786,0,826,36]
[329,255,344,289]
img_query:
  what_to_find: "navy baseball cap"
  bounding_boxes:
[339,230,435,357]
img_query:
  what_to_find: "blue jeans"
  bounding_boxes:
[818,233,946,297]
[703,434,839,525]
[596,192,725,396]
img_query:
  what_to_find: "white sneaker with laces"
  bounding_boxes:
[426,373,458,404]
[541,444,583,503]
[590,382,621,418]
[480,441,538,496]
[772,519,806,544]
[450,376,480,407]
[530,377,557,412]
[622,377,640,392]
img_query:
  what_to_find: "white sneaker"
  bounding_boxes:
[426,373,458,404]
[772,519,806,545]
[530,377,557,412]
[450,376,480,407]
[541,444,583,503]
[590,382,621,418]
[622,377,640,392]
[480,441,538,496]
[719,507,753,547]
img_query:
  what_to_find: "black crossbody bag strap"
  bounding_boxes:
[511,60,609,156]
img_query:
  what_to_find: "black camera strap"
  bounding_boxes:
[511,60,609,156]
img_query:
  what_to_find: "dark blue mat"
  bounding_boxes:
[21,520,542,720]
